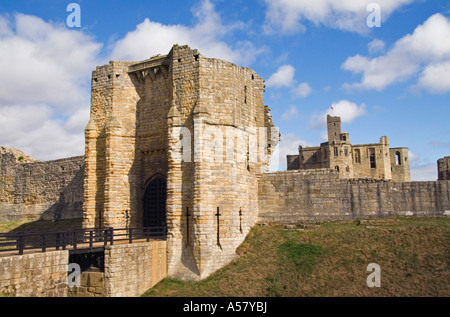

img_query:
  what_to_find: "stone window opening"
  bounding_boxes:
[194,54,199,61]
[334,147,338,157]
[395,152,402,165]
[244,86,247,104]
[346,166,350,172]
[335,166,340,172]
[370,148,376,169]
[344,148,348,156]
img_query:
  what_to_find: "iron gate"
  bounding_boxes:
[143,176,167,228]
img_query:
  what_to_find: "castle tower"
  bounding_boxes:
[438,157,450,180]
[83,45,275,280]
[327,115,341,143]
[390,147,410,182]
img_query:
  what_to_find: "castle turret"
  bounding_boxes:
[327,115,341,143]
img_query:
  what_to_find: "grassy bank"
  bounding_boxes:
[0,218,82,233]
[143,217,450,297]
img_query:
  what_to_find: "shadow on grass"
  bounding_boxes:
[6,218,83,233]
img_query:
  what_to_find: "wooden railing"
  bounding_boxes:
[0,226,166,255]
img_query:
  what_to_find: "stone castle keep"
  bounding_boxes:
[1,45,450,295]
[287,115,411,182]
[83,44,276,279]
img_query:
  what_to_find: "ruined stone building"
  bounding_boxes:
[438,156,450,180]
[287,115,411,182]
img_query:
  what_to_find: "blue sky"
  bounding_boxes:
[0,0,449,180]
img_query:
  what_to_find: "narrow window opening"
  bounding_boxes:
[334,147,338,157]
[116,74,120,78]
[395,151,401,165]
[370,148,376,169]
[335,166,340,172]
[194,54,199,61]
[244,85,247,104]
[178,58,182,62]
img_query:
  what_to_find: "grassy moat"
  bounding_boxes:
[143,217,449,297]
[1,217,448,297]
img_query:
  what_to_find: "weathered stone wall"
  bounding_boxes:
[0,250,68,297]
[0,150,84,222]
[83,60,139,229]
[67,271,106,297]
[103,241,167,297]
[258,169,450,223]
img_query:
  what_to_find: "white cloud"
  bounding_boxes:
[408,150,420,163]
[269,132,311,171]
[265,64,296,88]
[416,60,450,94]
[294,82,312,98]
[0,14,102,160]
[110,0,264,66]
[0,14,101,110]
[281,105,299,121]
[410,163,438,181]
[263,0,415,34]
[311,100,366,129]
[0,105,85,160]
[368,39,385,54]
[266,64,312,98]
[342,13,450,93]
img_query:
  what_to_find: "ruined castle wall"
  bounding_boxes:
[258,169,450,224]
[390,148,411,182]
[438,156,450,181]
[0,153,84,223]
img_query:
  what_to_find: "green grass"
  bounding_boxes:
[144,217,450,297]
[0,218,82,233]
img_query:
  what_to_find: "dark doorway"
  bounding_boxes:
[143,176,167,228]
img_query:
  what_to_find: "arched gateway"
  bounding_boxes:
[143,176,167,228]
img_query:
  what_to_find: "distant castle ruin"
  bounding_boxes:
[287,115,410,182]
